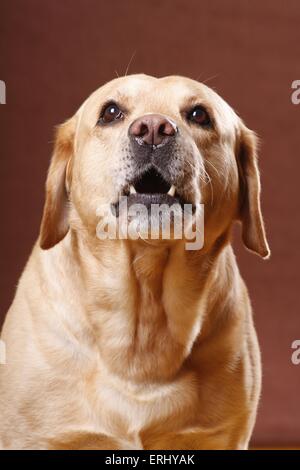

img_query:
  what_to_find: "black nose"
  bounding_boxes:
[129,114,177,147]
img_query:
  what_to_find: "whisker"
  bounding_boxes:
[202,167,214,206]
[205,159,220,178]
[183,159,214,206]
[202,73,220,85]
[195,72,220,84]
[124,51,136,77]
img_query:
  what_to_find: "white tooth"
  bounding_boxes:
[168,185,176,196]
[130,185,136,194]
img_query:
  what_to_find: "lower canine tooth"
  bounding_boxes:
[130,185,136,194]
[168,185,176,196]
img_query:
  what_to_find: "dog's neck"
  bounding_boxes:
[69,229,227,383]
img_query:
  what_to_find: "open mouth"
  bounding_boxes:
[129,167,176,198]
[121,167,187,210]
[112,167,194,217]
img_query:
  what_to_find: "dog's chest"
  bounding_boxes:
[86,365,199,440]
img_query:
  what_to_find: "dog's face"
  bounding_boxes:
[40,74,269,258]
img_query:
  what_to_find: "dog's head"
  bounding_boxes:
[40,74,269,258]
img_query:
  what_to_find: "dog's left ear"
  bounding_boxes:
[237,124,270,259]
[39,117,76,250]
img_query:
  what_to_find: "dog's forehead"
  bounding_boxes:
[87,74,216,105]
[78,74,238,129]
[106,75,209,101]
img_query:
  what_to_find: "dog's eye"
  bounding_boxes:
[187,106,211,127]
[99,103,124,124]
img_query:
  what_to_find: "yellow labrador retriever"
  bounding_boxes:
[0,75,269,450]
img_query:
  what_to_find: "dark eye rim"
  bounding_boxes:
[186,105,212,128]
[97,101,125,125]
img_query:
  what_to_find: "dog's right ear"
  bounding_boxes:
[237,124,270,259]
[39,117,76,250]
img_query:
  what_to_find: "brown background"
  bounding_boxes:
[0,0,299,447]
